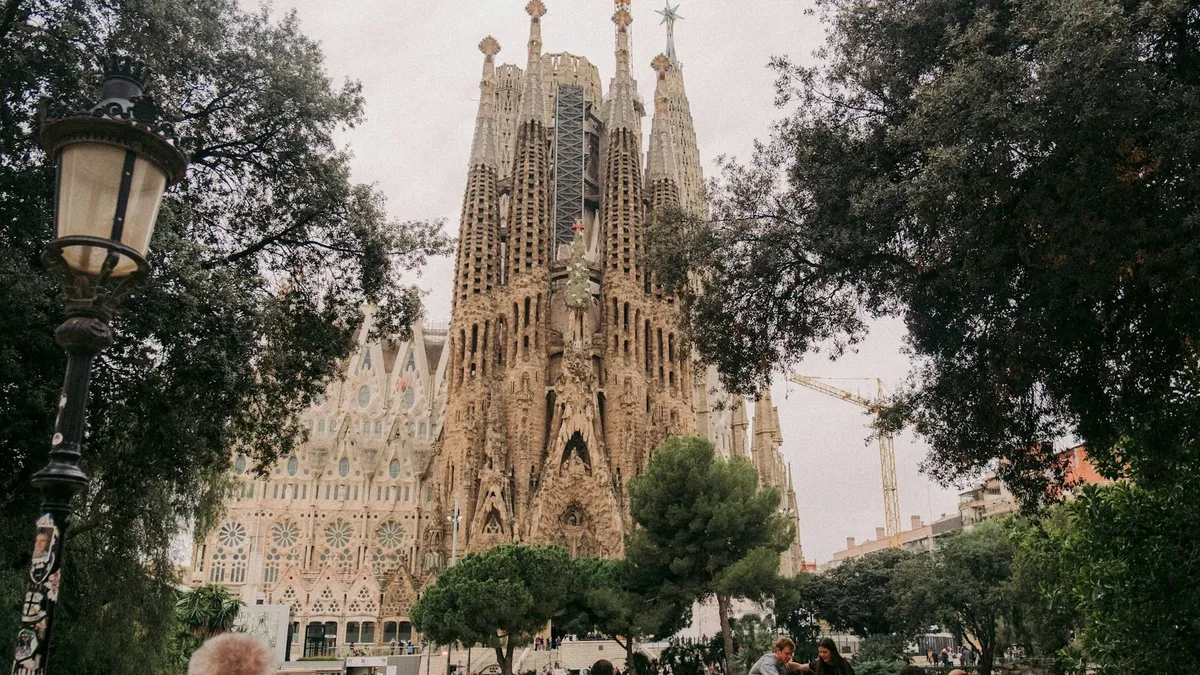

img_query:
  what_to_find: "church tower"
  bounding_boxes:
[186,3,806,661]
[431,0,712,561]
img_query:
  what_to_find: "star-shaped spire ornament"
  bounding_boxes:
[656,1,683,25]
[655,2,684,63]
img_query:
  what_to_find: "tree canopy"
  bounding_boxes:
[627,436,793,675]
[892,521,1017,675]
[1062,481,1200,672]
[410,544,575,675]
[647,0,1200,500]
[0,0,451,670]
[565,556,692,675]
[806,548,918,641]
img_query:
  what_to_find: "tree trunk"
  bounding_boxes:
[717,593,734,675]
[495,644,509,675]
[978,637,994,675]
[621,637,636,675]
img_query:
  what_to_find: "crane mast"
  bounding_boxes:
[785,374,903,548]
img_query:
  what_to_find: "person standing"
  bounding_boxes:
[796,638,854,675]
[749,637,804,675]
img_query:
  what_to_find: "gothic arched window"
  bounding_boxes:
[404,388,416,408]
[389,460,400,479]
[339,457,350,477]
[234,454,246,474]
[358,386,371,407]
[287,456,298,476]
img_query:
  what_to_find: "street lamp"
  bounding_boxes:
[10,55,186,675]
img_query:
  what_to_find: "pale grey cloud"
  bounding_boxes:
[246,0,962,563]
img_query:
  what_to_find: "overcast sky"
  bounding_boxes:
[247,0,965,563]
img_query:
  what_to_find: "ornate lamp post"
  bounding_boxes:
[11,55,186,675]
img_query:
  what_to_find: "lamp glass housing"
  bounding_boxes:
[55,141,167,276]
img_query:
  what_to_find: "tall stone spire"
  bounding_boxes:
[606,0,639,132]
[453,36,503,308]
[646,54,680,189]
[602,0,644,280]
[508,0,552,279]
[519,0,547,125]
[752,387,778,486]
[469,37,501,168]
[730,396,750,458]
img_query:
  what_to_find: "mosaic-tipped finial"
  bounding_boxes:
[526,0,546,19]
[612,0,632,28]
[479,36,501,60]
[651,54,672,79]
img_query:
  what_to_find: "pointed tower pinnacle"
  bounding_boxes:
[646,54,679,185]
[519,0,547,124]
[656,1,683,65]
[606,0,639,131]
[469,36,501,167]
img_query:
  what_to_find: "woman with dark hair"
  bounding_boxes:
[796,638,854,675]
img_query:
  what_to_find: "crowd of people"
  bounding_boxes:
[184,630,1006,675]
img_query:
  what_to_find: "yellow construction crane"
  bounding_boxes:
[785,374,902,548]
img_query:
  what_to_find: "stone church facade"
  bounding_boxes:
[187,1,802,659]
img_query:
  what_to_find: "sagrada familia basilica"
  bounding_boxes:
[188,0,803,657]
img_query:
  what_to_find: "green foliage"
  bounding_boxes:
[729,614,778,675]
[566,556,691,675]
[807,548,918,640]
[852,660,906,675]
[892,522,1016,675]
[769,573,820,655]
[1007,509,1080,666]
[1063,480,1200,673]
[0,0,450,671]
[627,436,792,596]
[656,641,709,675]
[855,634,908,664]
[410,544,575,675]
[646,0,1200,501]
[175,584,243,640]
[627,436,793,673]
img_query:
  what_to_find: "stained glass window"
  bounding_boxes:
[273,522,299,548]
[218,522,246,548]
[389,460,400,479]
[377,521,404,548]
[325,520,351,548]
[358,386,371,407]
[339,457,349,477]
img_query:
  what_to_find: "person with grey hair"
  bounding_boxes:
[188,633,274,675]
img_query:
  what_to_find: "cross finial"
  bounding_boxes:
[526,0,546,19]
[479,36,500,60]
[572,220,585,234]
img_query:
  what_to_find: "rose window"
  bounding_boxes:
[377,521,404,548]
[272,522,300,548]
[218,522,246,548]
[325,520,352,548]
